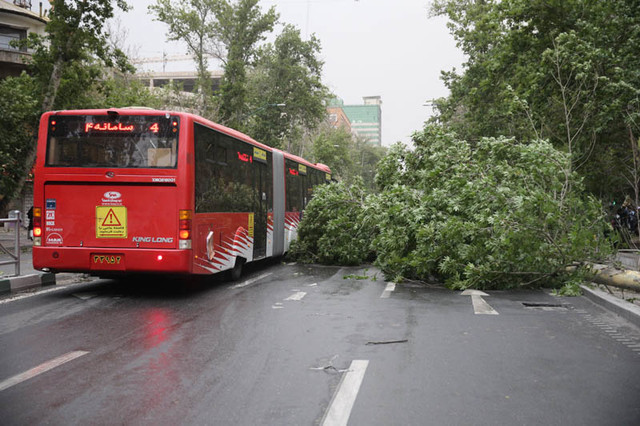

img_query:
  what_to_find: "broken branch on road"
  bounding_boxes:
[365,339,409,346]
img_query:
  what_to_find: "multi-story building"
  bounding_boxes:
[326,102,352,133]
[0,0,48,78]
[135,70,223,94]
[329,96,382,146]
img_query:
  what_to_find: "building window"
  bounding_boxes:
[0,25,27,52]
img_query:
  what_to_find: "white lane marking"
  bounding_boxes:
[461,290,499,315]
[229,272,273,289]
[321,360,369,426]
[72,292,99,300]
[285,291,306,301]
[272,302,284,309]
[471,295,499,315]
[0,351,89,392]
[380,282,396,298]
[307,283,318,287]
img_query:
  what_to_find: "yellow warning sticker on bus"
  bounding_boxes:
[96,206,127,238]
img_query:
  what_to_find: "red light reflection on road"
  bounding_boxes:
[140,308,179,410]
[144,309,170,349]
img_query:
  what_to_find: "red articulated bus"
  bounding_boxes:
[32,108,331,279]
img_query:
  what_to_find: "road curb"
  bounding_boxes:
[581,284,640,329]
[0,273,55,295]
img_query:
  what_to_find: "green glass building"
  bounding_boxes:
[329,96,382,146]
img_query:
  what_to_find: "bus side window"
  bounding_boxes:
[285,159,303,212]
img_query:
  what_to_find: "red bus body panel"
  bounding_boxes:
[33,110,192,274]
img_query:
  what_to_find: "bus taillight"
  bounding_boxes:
[179,210,192,249]
[33,207,42,246]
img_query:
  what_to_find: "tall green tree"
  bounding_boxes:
[36,0,132,111]
[430,0,640,199]
[309,124,354,179]
[1,0,133,213]
[151,0,278,126]
[0,74,39,212]
[246,25,327,149]
[149,0,218,111]
[212,0,278,128]
[351,137,387,192]
[307,125,386,191]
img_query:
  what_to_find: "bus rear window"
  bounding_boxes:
[46,115,179,168]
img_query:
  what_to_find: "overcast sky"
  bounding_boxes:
[117,0,466,147]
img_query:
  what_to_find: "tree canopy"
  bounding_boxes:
[246,25,327,150]
[149,0,219,108]
[0,0,136,213]
[431,0,640,201]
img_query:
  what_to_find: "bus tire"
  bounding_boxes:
[230,257,245,281]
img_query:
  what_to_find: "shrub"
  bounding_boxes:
[288,178,375,265]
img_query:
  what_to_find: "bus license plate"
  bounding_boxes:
[90,254,125,270]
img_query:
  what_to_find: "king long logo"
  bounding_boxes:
[132,236,174,243]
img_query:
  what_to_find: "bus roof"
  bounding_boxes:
[45,108,332,174]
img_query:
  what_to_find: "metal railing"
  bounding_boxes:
[0,213,22,277]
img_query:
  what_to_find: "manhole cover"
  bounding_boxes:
[522,302,569,311]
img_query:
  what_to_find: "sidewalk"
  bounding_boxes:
[0,227,55,294]
[581,284,640,329]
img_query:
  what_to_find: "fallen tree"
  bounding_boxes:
[292,125,615,290]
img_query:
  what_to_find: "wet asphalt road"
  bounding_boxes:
[1,262,640,425]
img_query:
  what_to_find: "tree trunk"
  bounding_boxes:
[589,263,640,292]
[42,58,64,112]
[629,124,640,237]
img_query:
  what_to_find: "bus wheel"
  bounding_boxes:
[230,257,245,281]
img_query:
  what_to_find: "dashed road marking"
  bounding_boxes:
[229,272,272,289]
[285,291,307,301]
[380,282,396,299]
[72,292,99,300]
[0,351,89,392]
[321,360,369,426]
